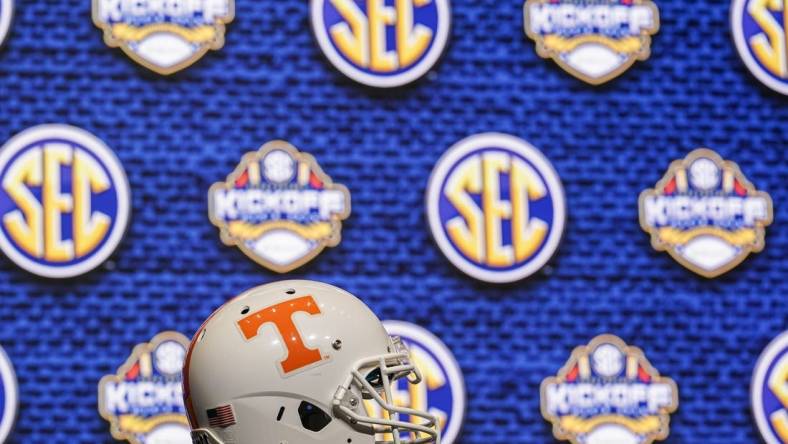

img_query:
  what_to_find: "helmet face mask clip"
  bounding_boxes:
[333,337,440,444]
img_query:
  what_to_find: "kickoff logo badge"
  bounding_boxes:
[524,0,659,85]
[99,332,191,444]
[208,141,351,273]
[732,0,788,95]
[373,321,466,444]
[639,149,773,278]
[426,133,565,283]
[0,345,17,443]
[93,0,235,75]
[0,125,131,278]
[310,0,451,88]
[542,335,679,444]
[0,0,12,48]
[752,331,788,444]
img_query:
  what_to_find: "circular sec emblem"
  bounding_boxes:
[310,0,451,88]
[0,125,130,278]
[426,133,566,283]
[752,331,788,444]
[731,0,788,95]
[0,345,17,442]
[0,0,12,48]
[382,321,466,444]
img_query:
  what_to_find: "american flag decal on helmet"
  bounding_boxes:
[207,404,236,428]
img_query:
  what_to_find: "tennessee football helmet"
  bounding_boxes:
[183,280,440,444]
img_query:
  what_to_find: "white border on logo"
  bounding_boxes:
[382,320,466,444]
[0,124,131,278]
[731,0,788,95]
[0,345,18,443]
[0,0,13,47]
[426,133,566,283]
[751,330,788,444]
[310,0,451,88]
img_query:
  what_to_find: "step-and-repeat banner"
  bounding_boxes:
[0,0,785,443]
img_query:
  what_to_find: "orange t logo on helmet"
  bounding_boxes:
[237,295,325,374]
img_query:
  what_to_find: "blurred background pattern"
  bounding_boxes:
[0,0,785,442]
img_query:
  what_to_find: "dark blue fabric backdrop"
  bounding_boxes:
[0,0,785,442]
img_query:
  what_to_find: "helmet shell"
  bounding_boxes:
[183,280,391,444]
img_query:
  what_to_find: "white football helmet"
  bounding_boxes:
[183,280,440,444]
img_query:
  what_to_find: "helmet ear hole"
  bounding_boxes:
[298,401,332,432]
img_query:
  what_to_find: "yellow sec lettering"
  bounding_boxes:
[748,0,787,77]
[482,152,513,267]
[330,0,370,67]
[330,0,434,72]
[773,410,788,442]
[396,0,434,68]
[369,0,398,71]
[444,155,484,263]
[2,147,44,257]
[443,152,549,267]
[769,354,788,441]
[43,144,74,262]
[510,157,548,262]
[1,144,112,263]
[73,149,112,258]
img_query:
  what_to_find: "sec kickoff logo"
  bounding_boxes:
[310,0,451,88]
[732,0,788,95]
[99,331,192,444]
[0,0,12,48]
[639,149,773,278]
[0,345,18,443]
[0,125,131,278]
[375,321,466,444]
[209,141,351,273]
[93,0,235,75]
[752,331,788,444]
[542,335,679,444]
[426,133,565,283]
[524,0,659,85]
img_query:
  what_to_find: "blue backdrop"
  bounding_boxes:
[0,0,785,442]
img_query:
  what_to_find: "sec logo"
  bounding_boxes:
[371,321,465,444]
[310,0,451,88]
[99,332,192,444]
[0,0,12,48]
[0,345,17,443]
[752,331,788,444]
[0,125,130,278]
[732,0,788,95]
[93,0,235,75]
[426,133,565,283]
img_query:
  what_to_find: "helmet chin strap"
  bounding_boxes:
[333,350,441,444]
